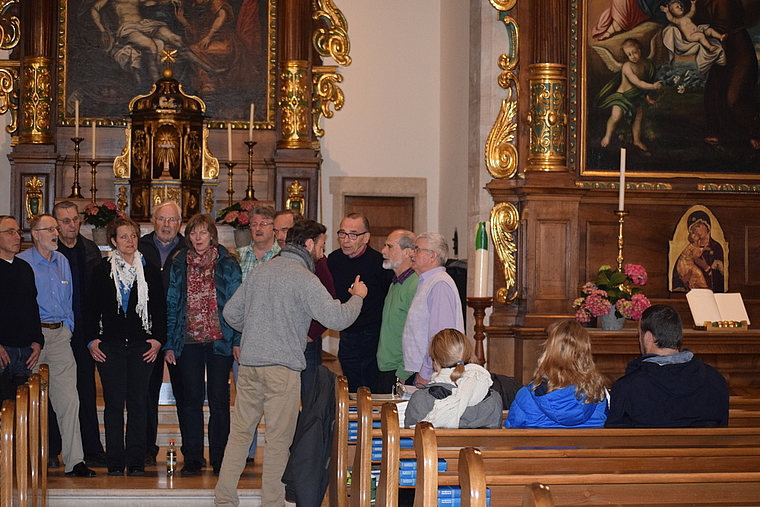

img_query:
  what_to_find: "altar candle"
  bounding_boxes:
[249,104,255,142]
[618,148,626,211]
[473,222,490,298]
[91,121,96,160]
[74,100,80,138]
[227,123,233,162]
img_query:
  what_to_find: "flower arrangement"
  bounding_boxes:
[215,201,255,230]
[574,264,651,323]
[81,201,122,229]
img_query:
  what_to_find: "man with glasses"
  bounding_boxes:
[18,214,95,477]
[237,205,279,279]
[327,213,393,392]
[402,232,464,386]
[0,216,44,402]
[138,200,187,467]
[53,201,106,468]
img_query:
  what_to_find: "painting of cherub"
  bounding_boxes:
[580,0,760,175]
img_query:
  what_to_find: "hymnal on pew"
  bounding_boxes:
[686,289,750,329]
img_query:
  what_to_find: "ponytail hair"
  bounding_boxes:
[429,328,473,384]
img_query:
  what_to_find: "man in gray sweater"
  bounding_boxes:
[214,219,367,507]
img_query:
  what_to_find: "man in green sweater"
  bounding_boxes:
[215,219,367,507]
[376,229,418,393]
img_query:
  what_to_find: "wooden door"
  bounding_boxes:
[344,196,414,252]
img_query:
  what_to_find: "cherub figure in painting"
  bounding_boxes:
[595,38,663,151]
[660,0,725,52]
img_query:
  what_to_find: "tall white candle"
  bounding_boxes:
[74,100,80,138]
[91,121,96,160]
[227,124,233,162]
[249,104,255,142]
[618,148,626,211]
[473,222,490,297]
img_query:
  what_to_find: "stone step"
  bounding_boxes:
[49,487,262,507]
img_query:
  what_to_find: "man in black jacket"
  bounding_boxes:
[606,304,729,428]
[54,201,106,468]
[138,200,186,466]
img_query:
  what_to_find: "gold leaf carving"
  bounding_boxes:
[313,0,352,67]
[312,66,344,138]
[489,0,517,11]
[490,202,519,305]
[0,63,18,134]
[485,96,518,179]
[0,0,20,50]
[204,187,214,214]
[113,125,132,178]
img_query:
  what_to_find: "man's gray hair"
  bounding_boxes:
[418,232,448,266]
[396,230,416,250]
[152,200,182,220]
[53,200,79,216]
[249,205,276,220]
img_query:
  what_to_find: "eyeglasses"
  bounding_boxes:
[250,221,273,228]
[156,217,180,224]
[0,228,21,236]
[58,217,81,225]
[413,247,435,254]
[34,226,60,234]
[337,231,368,240]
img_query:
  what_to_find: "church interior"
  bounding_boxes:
[1,0,760,505]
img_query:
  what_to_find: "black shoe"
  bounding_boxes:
[180,462,201,477]
[127,466,145,476]
[85,452,108,468]
[212,463,221,476]
[65,462,96,477]
[48,457,61,469]
[107,467,124,476]
[144,453,157,467]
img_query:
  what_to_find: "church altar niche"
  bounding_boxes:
[112,69,220,221]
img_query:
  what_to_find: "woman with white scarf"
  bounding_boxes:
[85,216,166,476]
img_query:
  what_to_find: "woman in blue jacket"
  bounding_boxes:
[164,214,241,476]
[505,319,608,428]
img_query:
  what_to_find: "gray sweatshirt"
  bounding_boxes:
[224,245,363,371]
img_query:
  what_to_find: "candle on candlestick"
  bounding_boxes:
[249,104,255,142]
[227,124,233,162]
[91,121,96,160]
[74,100,80,138]
[473,222,490,297]
[618,148,626,211]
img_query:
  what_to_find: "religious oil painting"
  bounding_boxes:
[668,205,728,293]
[573,0,760,177]
[58,0,276,127]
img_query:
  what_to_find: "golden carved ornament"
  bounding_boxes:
[312,65,344,138]
[575,181,673,190]
[117,186,129,212]
[698,183,760,193]
[203,187,214,214]
[279,61,311,149]
[489,0,517,11]
[20,57,53,143]
[0,62,18,134]
[485,16,519,179]
[526,63,567,172]
[313,0,352,67]
[0,0,20,50]
[25,176,43,222]
[490,202,519,305]
[202,127,219,180]
[286,179,306,215]
[113,125,132,179]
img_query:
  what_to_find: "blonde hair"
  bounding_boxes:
[429,329,473,384]
[531,320,607,403]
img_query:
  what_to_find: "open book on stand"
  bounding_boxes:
[686,289,750,330]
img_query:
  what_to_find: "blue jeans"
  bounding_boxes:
[177,343,233,468]
[338,325,381,393]
[0,345,33,402]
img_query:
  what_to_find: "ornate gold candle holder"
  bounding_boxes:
[225,162,237,208]
[244,141,257,201]
[69,137,84,198]
[88,160,100,202]
[616,210,629,271]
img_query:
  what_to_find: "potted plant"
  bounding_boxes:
[82,201,122,245]
[216,200,255,247]
[574,264,651,330]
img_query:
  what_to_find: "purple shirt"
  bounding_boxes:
[419,266,461,379]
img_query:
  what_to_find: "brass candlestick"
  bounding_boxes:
[225,162,237,208]
[88,160,100,202]
[466,296,493,366]
[69,137,84,198]
[616,210,629,271]
[244,141,257,201]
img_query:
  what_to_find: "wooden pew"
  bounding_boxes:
[16,384,29,507]
[27,371,47,507]
[457,447,487,507]
[521,483,554,507]
[38,364,49,507]
[1,399,14,507]
[409,421,760,506]
[326,375,349,507]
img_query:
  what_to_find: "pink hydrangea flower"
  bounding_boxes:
[585,290,612,317]
[223,211,239,223]
[575,307,592,323]
[581,282,597,295]
[624,264,648,285]
[237,212,250,226]
[239,201,255,211]
[628,293,651,320]
[103,201,117,211]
